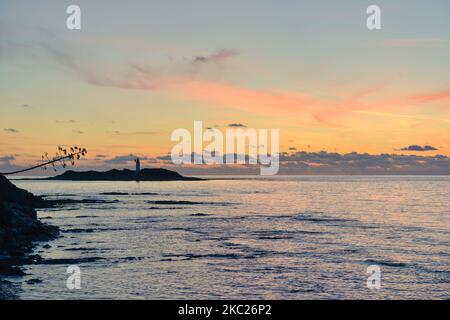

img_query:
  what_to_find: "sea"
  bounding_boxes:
[7,176,450,299]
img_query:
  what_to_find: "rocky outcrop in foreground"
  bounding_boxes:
[0,174,58,276]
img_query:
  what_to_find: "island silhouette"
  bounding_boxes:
[46,168,201,181]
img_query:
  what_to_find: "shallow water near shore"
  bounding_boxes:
[7,176,450,299]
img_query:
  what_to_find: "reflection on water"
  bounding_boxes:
[9,176,450,299]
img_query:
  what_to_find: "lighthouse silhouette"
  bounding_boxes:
[135,157,141,175]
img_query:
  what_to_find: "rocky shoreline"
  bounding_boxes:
[0,174,59,299]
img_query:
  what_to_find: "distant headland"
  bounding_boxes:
[46,168,202,181]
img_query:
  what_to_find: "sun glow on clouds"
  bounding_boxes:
[1,1,449,164]
[82,65,450,128]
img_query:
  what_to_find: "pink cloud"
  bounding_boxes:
[408,90,450,105]
[170,79,316,115]
[93,68,450,126]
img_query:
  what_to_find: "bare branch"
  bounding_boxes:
[0,146,87,176]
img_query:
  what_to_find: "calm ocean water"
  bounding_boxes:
[10,176,450,299]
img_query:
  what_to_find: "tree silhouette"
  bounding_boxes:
[0,146,87,176]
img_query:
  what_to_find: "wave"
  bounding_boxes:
[149,206,187,210]
[36,257,105,265]
[100,192,158,196]
[161,252,255,260]
[46,199,120,205]
[293,213,357,225]
[147,200,232,206]
[365,259,408,268]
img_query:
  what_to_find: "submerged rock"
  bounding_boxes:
[26,278,43,285]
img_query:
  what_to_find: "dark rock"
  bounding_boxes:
[26,278,43,285]
[0,175,46,207]
[0,174,58,274]
[0,279,18,300]
[0,265,26,276]
[44,198,119,207]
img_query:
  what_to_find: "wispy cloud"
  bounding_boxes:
[408,90,450,105]
[381,38,450,48]
[193,48,240,64]
[353,110,416,119]
[113,131,159,136]
[103,154,151,165]
[353,110,450,123]
[56,120,77,124]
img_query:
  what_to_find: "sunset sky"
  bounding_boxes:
[1,0,450,174]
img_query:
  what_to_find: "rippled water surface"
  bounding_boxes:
[11,176,450,299]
